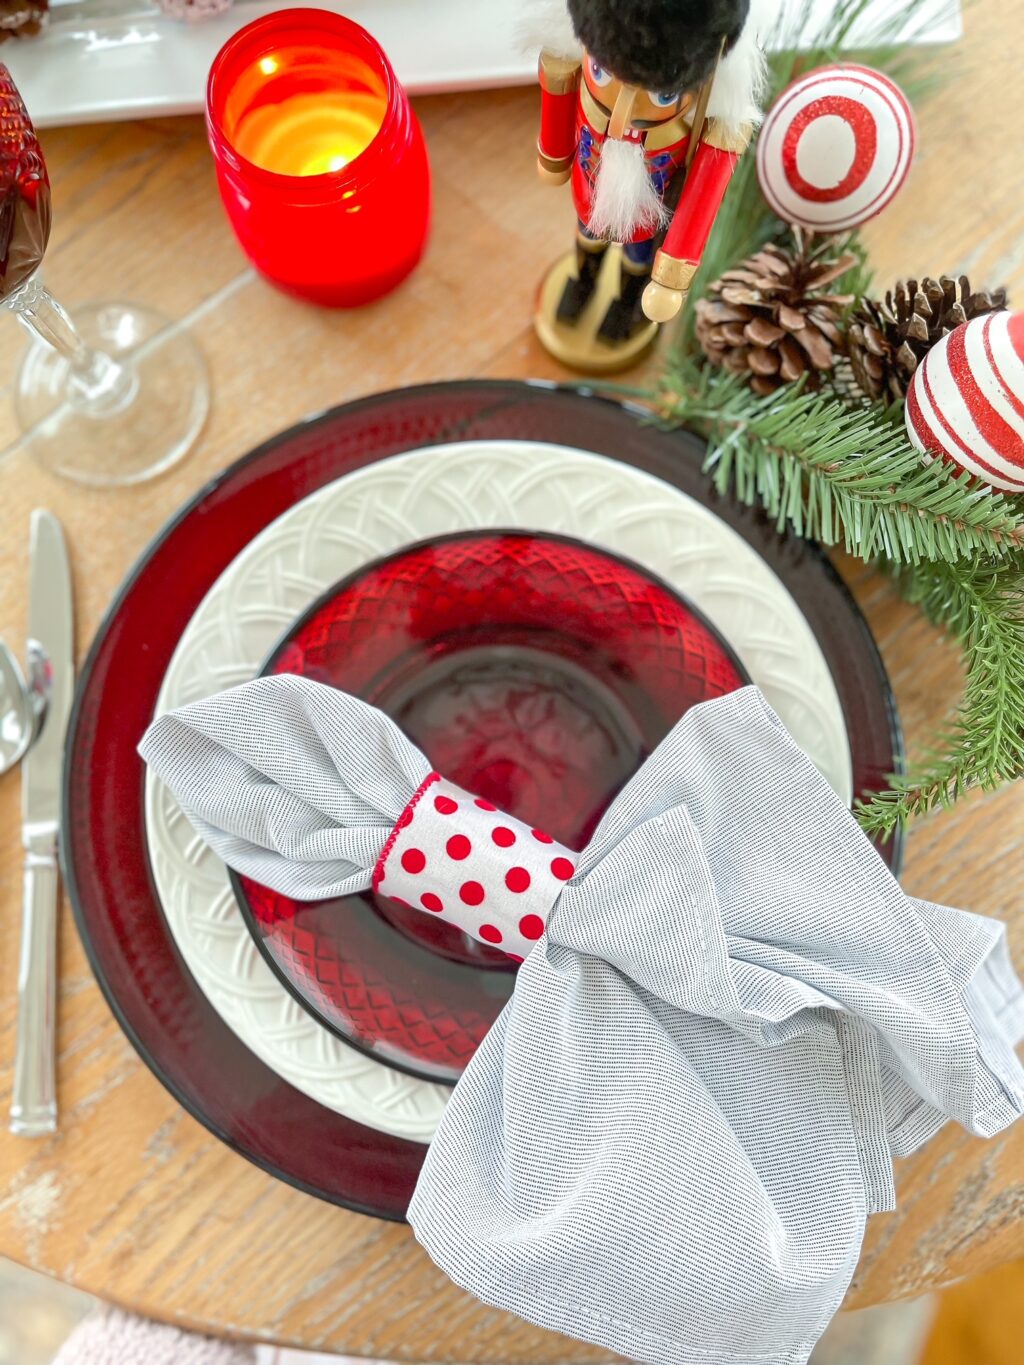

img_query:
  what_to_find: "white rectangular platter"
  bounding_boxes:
[5,0,962,130]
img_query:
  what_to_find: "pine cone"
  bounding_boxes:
[695,234,856,397]
[845,275,1007,404]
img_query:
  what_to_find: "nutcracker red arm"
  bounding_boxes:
[644,116,754,323]
[537,50,582,185]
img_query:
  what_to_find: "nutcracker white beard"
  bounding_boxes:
[587,136,668,244]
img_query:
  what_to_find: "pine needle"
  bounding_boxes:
[856,560,1024,834]
[655,358,1024,565]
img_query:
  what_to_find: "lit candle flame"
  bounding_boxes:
[234,63,386,178]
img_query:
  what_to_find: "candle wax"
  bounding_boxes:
[223,45,389,178]
[235,89,387,177]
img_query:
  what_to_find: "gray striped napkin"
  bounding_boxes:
[140,677,1024,1365]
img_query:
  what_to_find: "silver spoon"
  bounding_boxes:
[0,639,50,774]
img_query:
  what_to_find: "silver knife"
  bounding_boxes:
[11,510,74,1137]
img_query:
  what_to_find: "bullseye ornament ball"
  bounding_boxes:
[756,63,916,233]
[906,311,1024,493]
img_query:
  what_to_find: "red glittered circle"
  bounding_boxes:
[551,856,575,881]
[400,848,425,875]
[492,826,517,848]
[420,892,444,913]
[446,834,472,861]
[479,923,503,944]
[475,798,497,811]
[434,795,459,816]
[781,94,877,203]
[532,828,554,844]
[505,866,531,894]
[519,914,545,940]
[460,881,485,906]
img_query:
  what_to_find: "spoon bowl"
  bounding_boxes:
[0,639,49,774]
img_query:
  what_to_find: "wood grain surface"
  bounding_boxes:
[922,1260,1024,1365]
[0,4,1021,1358]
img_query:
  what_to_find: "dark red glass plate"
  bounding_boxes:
[63,380,903,1218]
[235,531,748,1084]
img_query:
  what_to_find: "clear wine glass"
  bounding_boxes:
[0,64,209,486]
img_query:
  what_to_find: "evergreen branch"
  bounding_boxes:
[655,358,1024,564]
[642,0,1024,838]
[856,559,1024,834]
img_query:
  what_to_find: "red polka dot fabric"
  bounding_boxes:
[374,775,576,960]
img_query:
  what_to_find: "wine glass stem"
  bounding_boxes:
[11,282,136,412]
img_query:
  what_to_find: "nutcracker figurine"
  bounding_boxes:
[531,0,765,371]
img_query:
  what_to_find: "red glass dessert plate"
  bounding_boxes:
[63,380,903,1217]
[234,531,747,1085]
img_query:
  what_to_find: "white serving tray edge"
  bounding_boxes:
[7,0,963,130]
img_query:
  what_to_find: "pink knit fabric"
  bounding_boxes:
[52,1308,256,1364]
[153,0,233,19]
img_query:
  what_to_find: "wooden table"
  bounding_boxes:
[0,5,1022,1359]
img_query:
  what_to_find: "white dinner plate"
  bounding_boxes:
[144,438,852,1141]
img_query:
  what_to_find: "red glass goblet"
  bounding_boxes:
[0,65,208,485]
[236,531,747,1084]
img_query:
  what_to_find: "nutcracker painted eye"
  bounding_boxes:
[588,60,613,87]
[648,90,679,108]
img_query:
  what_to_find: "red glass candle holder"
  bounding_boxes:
[206,9,431,307]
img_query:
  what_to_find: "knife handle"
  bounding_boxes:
[10,830,59,1137]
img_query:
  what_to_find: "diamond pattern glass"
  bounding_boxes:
[237,532,747,1084]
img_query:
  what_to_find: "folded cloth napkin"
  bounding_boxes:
[140,676,1024,1365]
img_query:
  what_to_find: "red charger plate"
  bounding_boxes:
[235,530,748,1085]
[63,380,903,1217]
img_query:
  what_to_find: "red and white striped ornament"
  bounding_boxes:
[906,311,1024,493]
[756,64,916,233]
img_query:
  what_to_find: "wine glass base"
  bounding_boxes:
[14,302,210,486]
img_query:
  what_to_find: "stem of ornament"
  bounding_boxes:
[6,277,137,413]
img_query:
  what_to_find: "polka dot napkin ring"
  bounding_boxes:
[373,775,577,961]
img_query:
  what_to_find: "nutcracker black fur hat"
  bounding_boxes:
[568,0,750,94]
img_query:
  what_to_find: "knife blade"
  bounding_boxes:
[22,511,73,827]
[11,509,74,1137]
